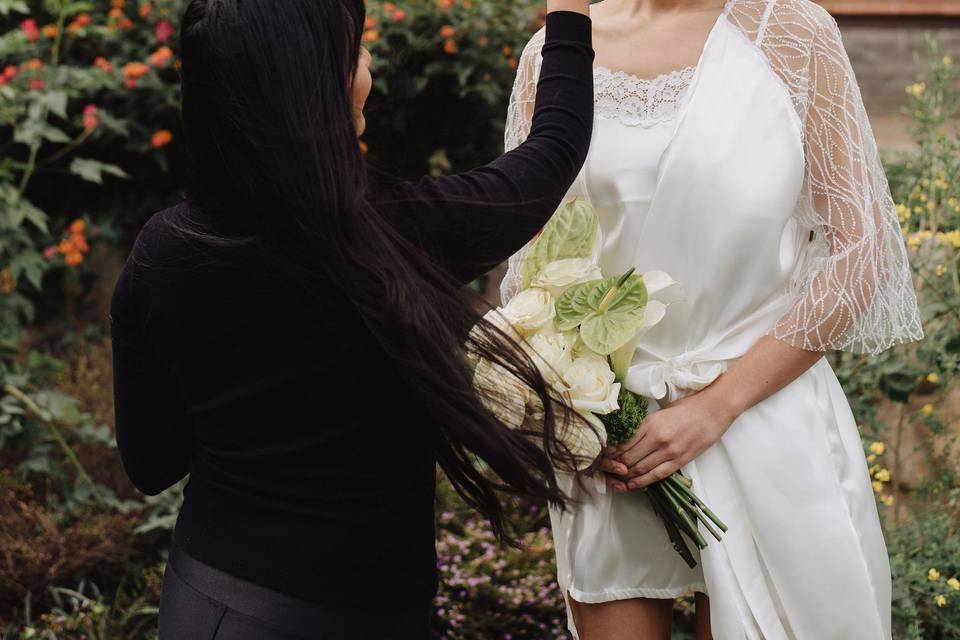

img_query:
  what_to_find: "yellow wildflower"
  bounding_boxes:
[867,454,877,464]
[872,481,883,493]
[929,568,942,581]
[927,373,940,384]
[907,82,926,97]
[920,404,934,417]
[874,468,891,483]
[944,56,953,66]
[896,203,910,222]
[869,442,886,455]
[937,264,947,277]
[935,594,947,607]
[948,577,960,591]
[880,495,894,506]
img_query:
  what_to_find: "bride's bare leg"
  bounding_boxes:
[695,592,713,640]
[569,595,673,640]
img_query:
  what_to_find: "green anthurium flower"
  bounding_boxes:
[554,270,649,356]
[522,198,599,289]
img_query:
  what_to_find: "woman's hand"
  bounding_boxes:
[605,390,737,491]
[547,0,590,16]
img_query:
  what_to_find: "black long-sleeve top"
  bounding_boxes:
[110,12,593,609]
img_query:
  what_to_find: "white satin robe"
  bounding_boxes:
[499,1,924,638]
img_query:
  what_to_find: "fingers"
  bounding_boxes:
[599,456,628,476]
[604,474,628,493]
[620,448,672,481]
[627,460,681,489]
[616,428,660,468]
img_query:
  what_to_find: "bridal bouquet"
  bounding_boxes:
[472,199,726,568]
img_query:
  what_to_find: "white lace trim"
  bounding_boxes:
[593,65,697,127]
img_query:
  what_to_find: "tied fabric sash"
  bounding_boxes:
[624,348,730,403]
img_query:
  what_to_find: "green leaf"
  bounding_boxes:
[70,157,129,184]
[38,90,68,120]
[0,0,29,16]
[522,199,598,288]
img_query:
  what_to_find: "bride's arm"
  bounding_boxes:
[609,5,922,490]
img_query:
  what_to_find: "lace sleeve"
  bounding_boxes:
[769,4,923,354]
[500,28,547,304]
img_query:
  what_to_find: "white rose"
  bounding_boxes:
[531,258,602,298]
[524,331,575,384]
[500,288,555,335]
[562,355,621,415]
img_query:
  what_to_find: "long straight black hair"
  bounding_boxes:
[177,0,586,542]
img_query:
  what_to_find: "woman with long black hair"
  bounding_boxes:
[110,0,593,637]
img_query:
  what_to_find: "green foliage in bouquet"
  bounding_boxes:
[521,198,598,287]
[600,387,648,448]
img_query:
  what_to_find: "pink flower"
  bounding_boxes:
[155,19,174,42]
[21,19,39,42]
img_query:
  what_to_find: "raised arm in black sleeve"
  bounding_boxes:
[377,11,594,284]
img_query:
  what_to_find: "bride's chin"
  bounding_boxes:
[355,115,367,137]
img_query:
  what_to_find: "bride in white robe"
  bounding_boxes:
[500,1,924,638]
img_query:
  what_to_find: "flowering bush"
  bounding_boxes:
[360,0,543,179]
[830,38,960,638]
[1,0,183,346]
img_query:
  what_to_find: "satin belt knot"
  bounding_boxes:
[624,351,729,402]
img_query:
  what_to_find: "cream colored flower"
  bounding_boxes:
[947,577,960,591]
[524,330,575,385]
[929,568,942,581]
[531,258,602,298]
[935,594,947,607]
[869,441,886,456]
[562,355,620,416]
[499,287,555,335]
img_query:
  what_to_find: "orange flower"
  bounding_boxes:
[65,252,84,267]
[502,45,513,56]
[122,61,149,79]
[58,238,76,255]
[443,39,457,55]
[151,129,173,148]
[383,2,396,11]
[364,15,377,30]
[391,9,406,22]
[3,65,18,80]
[42,24,58,39]
[94,56,114,72]
[68,13,92,32]
[29,78,45,91]
[72,235,90,253]
[359,140,369,154]
[440,24,456,38]
[118,17,133,29]
[508,57,518,70]
[362,30,380,43]
[148,46,174,67]
[0,269,14,295]
[70,219,86,235]
[111,0,126,8]
[82,104,98,130]
[478,35,489,47]
[437,0,454,9]
[139,3,152,17]
[21,58,43,71]
[108,7,124,18]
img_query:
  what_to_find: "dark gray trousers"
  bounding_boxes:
[158,547,432,639]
